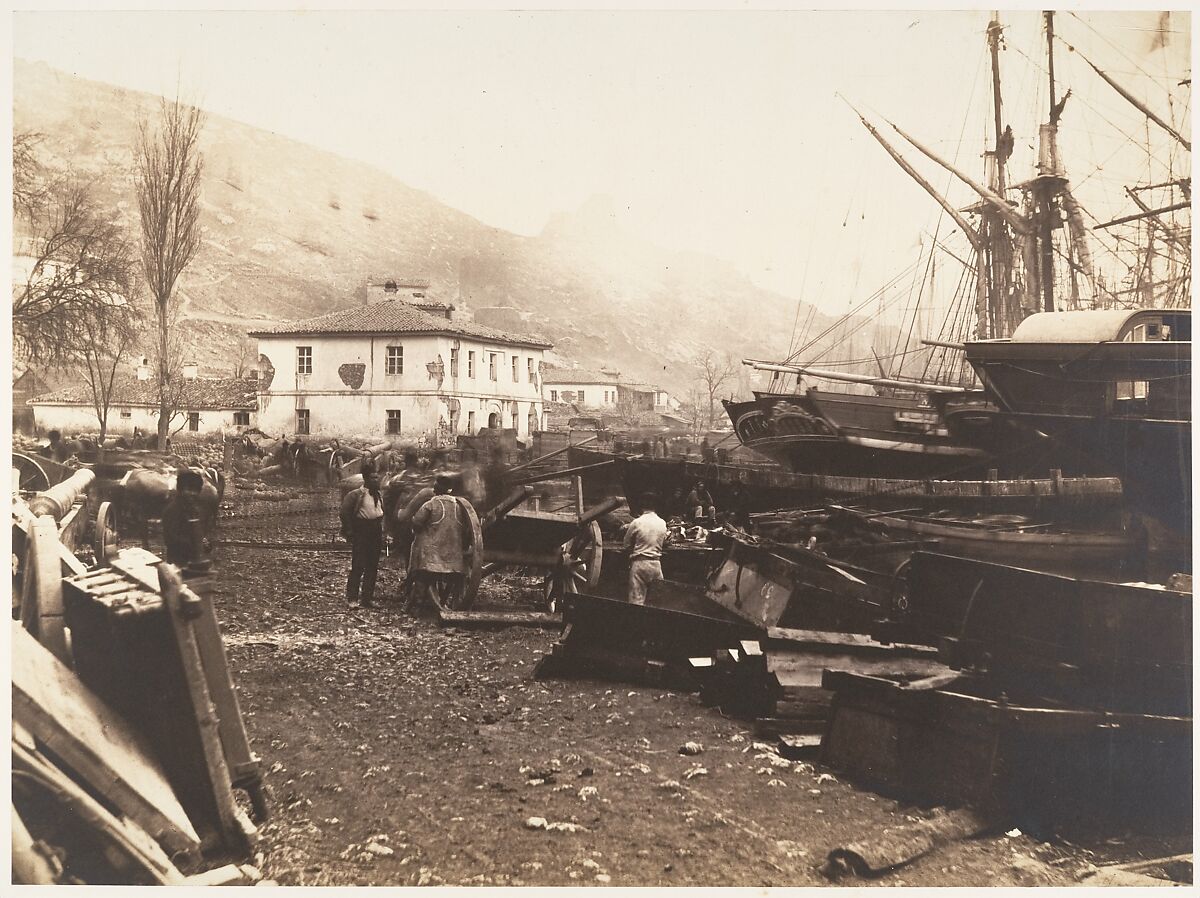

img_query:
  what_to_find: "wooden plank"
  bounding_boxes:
[58,503,89,553]
[157,565,253,855]
[11,622,202,861]
[754,716,828,737]
[437,608,563,630]
[21,516,69,666]
[767,628,884,648]
[14,741,187,884]
[188,584,269,822]
[778,734,823,759]
[184,864,256,886]
[109,549,166,593]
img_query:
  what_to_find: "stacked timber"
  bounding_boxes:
[689,628,949,738]
[535,586,762,689]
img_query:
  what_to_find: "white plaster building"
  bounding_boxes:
[541,367,621,408]
[250,299,551,442]
[542,367,680,413]
[28,372,258,437]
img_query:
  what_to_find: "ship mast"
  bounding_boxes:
[982,14,1018,337]
[1034,10,1059,313]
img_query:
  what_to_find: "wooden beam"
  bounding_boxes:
[12,622,202,863]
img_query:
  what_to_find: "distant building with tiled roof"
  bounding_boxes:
[542,366,679,414]
[249,289,552,442]
[28,372,258,437]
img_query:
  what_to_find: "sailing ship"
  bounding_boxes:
[964,307,1191,531]
[727,12,1191,486]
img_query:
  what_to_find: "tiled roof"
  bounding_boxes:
[30,375,259,410]
[248,300,552,349]
[542,367,619,385]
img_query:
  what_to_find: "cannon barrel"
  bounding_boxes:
[27,469,96,520]
[481,486,536,531]
[577,496,624,527]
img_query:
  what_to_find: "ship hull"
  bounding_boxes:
[965,335,1191,531]
[724,391,991,478]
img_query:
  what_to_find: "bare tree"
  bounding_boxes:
[684,388,706,442]
[13,130,51,221]
[697,350,736,432]
[136,96,205,450]
[13,179,139,365]
[75,297,141,448]
[232,335,257,378]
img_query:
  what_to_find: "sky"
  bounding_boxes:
[11,7,1192,319]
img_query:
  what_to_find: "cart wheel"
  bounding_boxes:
[12,454,50,493]
[94,501,120,566]
[543,520,603,613]
[443,496,483,611]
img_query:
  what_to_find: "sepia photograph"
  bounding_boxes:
[8,4,1192,888]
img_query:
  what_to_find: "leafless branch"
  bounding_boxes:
[136,95,205,448]
[13,178,139,366]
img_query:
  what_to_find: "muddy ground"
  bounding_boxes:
[206,488,1187,887]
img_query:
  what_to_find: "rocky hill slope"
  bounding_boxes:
[15,59,874,397]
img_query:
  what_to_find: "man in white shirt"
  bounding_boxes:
[622,492,668,605]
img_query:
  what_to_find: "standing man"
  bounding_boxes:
[162,469,206,569]
[341,470,385,608]
[623,492,668,605]
[685,480,717,525]
[408,474,466,609]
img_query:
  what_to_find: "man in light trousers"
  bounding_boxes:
[623,492,668,604]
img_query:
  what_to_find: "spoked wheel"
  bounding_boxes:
[12,454,50,494]
[94,501,120,566]
[542,520,603,614]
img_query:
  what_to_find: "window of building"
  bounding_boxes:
[512,356,519,381]
[467,410,476,433]
[468,351,476,378]
[119,408,132,419]
[187,412,199,432]
[512,409,519,431]
[296,409,310,434]
[528,358,535,383]
[297,346,312,375]
[386,345,404,376]
[234,411,250,426]
[386,409,402,434]
[489,353,498,381]
[577,389,585,404]
[550,390,558,402]
[450,347,459,377]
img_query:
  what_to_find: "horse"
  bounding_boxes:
[111,466,224,550]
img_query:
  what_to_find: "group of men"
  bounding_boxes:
[340,471,465,609]
[338,466,725,610]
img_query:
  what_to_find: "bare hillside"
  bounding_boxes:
[14,59,862,394]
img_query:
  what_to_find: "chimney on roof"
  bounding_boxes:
[182,362,199,380]
[367,277,432,305]
[136,356,152,381]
